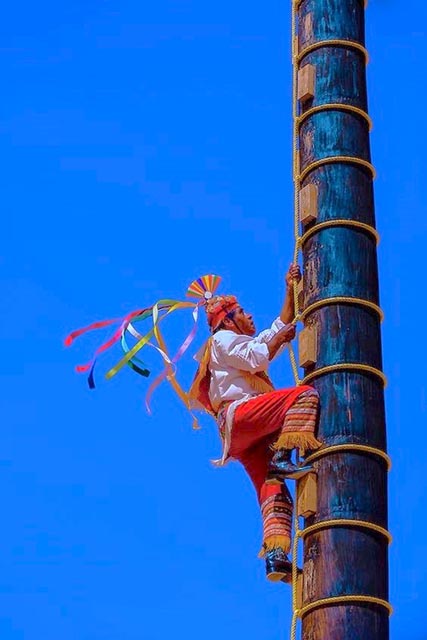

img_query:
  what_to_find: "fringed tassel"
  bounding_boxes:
[258,535,291,558]
[273,431,322,457]
[242,371,275,395]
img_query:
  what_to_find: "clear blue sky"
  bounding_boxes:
[1,1,426,638]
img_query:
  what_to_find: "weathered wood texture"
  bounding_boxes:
[296,1,389,638]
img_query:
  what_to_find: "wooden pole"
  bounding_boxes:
[295,1,390,638]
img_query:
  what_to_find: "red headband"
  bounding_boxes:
[205,295,240,331]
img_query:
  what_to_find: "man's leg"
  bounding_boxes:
[227,386,322,580]
[230,385,321,461]
[272,388,321,454]
[236,438,294,583]
[266,387,322,483]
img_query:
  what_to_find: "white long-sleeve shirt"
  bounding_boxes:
[204,317,286,464]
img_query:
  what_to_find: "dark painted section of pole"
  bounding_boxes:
[296,1,389,638]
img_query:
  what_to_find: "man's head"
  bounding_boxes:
[206,295,256,336]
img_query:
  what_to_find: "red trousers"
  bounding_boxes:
[228,386,319,555]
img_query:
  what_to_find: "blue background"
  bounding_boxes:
[1,1,426,638]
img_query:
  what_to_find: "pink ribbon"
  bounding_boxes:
[144,304,201,412]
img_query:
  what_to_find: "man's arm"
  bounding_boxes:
[280,264,301,324]
[215,325,296,372]
[266,324,296,360]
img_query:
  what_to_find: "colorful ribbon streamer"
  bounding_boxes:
[65,274,222,427]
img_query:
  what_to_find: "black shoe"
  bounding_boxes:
[266,449,313,484]
[265,547,293,583]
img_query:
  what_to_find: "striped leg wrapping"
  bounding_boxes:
[273,389,321,456]
[259,486,293,556]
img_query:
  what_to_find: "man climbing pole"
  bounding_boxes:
[188,264,322,583]
[65,265,322,583]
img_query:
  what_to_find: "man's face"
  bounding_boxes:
[225,307,256,336]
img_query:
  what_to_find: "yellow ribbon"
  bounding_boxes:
[105,301,195,381]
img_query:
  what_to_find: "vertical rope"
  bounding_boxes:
[287,0,302,387]
[290,519,301,640]
[290,4,302,638]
